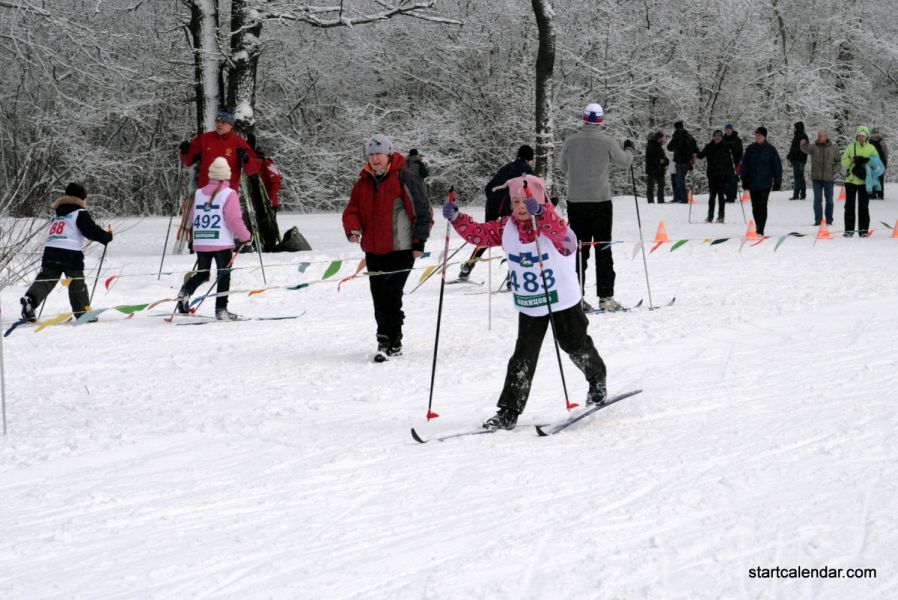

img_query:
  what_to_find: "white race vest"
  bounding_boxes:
[502,220,581,317]
[45,210,86,251]
[192,187,237,249]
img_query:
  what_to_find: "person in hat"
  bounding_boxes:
[20,182,113,322]
[667,121,699,204]
[868,128,889,199]
[799,130,841,226]
[722,124,744,203]
[645,131,668,204]
[176,157,253,320]
[442,174,607,430]
[558,102,635,312]
[696,129,736,222]
[786,121,810,200]
[178,107,259,192]
[739,126,782,236]
[405,148,429,181]
[457,144,535,281]
[343,134,433,362]
[840,125,881,237]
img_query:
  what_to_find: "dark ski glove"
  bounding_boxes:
[237,147,249,164]
[623,139,635,151]
[179,141,190,155]
[854,156,869,164]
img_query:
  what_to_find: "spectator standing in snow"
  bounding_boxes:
[644,132,668,204]
[343,134,432,362]
[442,174,607,430]
[558,103,634,312]
[457,144,534,281]
[666,147,676,194]
[868,129,888,199]
[739,126,782,236]
[253,144,283,212]
[722,124,744,203]
[667,121,698,204]
[840,125,881,237]
[179,108,259,192]
[786,121,809,200]
[176,157,253,321]
[696,129,735,223]
[799,130,840,226]
[19,182,112,322]
[405,149,429,182]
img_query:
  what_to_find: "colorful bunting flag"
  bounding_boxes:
[321,261,342,280]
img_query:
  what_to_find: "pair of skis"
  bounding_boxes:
[583,296,676,315]
[411,389,642,443]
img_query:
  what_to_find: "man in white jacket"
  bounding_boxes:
[558,103,634,312]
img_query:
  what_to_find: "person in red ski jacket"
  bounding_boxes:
[178,108,259,191]
[255,146,283,211]
[342,133,432,362]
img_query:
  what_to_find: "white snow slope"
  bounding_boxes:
[2,190,897,599]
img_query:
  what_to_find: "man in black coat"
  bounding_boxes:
[722,124,743,202]
[457,145,534,281]
[786,121,809,200]
[645,132,668,204]
[697,130,736,222]
[667,121,698,203]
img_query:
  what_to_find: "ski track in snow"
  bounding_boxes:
[2,195,898,599]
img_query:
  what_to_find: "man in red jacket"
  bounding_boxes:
[255,145,283,211]
[343,133,432,362]
[179,108,259,191]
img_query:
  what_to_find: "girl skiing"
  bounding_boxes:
[442,174,607,430]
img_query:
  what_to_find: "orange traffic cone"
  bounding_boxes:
[741,190,751,202]
[654,221,670,242]
[838,186,846,201]
[892,220,898,238]
[744,219,760,240]
[816,218,833,240]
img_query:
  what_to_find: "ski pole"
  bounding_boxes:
[687,169,694,224]
[166,248,241,321]
[89,231,111,306]
[424,187,456,421]
[159,160,185,279]
[525,186,576,412]
[409,241,468,295]
[1,285,8,434]
[738,179,747,224]
[630,163,655,310]
[240,172,267,284]
[487,246,492,331]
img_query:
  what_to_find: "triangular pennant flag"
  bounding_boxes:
[321,260,342,280]
[738,238,749,253]
[670,239,689,252]
[35,312,73,332]
[61,277,73,288]
[287,283,310,291]
[418,265,440,283]
[248,287,277,297]
[73,308,109,325]
[631,242,642,259]
[774,235,789,252]
[710,238,730,246]
[297,262,310,273]
[115,303,150,314]
[419,251,431,259]
[104,275,119,291]
[649,241,664,254]
[653,221,670,242]
[865,229,875,238]
[4,318,29,338]
[881,220,895,231]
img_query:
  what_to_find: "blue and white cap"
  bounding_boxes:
[582,103,604,124]
[366,134,393,156]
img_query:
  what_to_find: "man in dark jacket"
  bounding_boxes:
[457,145,534,281]
[868,129,888,199]
[722,124,743,202]
[696,130,735,222]
[20,182,113,321]
[740,127,782,236]
[645,132,668,204]
[786,121,809,200]
[667,121,698,203]
[405,149,429,181]
[343,134,432,362]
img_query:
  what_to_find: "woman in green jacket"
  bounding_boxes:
[840,125,880,237]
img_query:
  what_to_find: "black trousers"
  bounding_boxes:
[182,249,234,310]
[498,305,606,414]
[567,202,615,298]
[646,173,665,203]
[365,250,415,345]
[708,179,726,220]
[749,188,771,235]
[25,262,89,316]
[844,183,870,235]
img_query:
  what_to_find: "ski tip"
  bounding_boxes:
[634,298,644,308]
[535,425,550,437]
[410,428,427,443]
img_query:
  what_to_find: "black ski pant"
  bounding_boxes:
[844,183,870,235]
[567,201,615,299]
[725,173,738,203]
[181,249,234,310]
[365,250,415,346]
[25,262,89,317]
[497,304,606,415]
[749,188,771,235]
[708,179,726,220]
[646,173,665,203]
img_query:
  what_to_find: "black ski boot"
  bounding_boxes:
[586,376,607,406]
[20,295,36,322]
[483,407,518,430]
[373,334,391,363]
[176,289,190,314]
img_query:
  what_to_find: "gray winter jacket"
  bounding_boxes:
[559,126,633,203]
[800,140,840,182]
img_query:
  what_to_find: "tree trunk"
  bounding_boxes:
[186,0,222,134]
[531,0,555,187]
[228,0,263,135]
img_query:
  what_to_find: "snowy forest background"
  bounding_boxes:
[2,0,897,218]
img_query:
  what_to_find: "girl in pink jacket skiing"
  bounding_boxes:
[442,174,607,430]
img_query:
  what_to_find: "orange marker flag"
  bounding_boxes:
[741,190,751,202]
[654,221,670,242]
[816,219,833,240]
[744,219,760,240]
[892,220,898,238]
[838,186,846,201]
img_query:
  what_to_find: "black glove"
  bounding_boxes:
[854,156,869,164]
[550,196,559,207]
[623,139,635,151]
[237,147,249,165]
[772,181,781,192]
[179,140,190,155]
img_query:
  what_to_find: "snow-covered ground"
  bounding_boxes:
[2,189,897,599]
